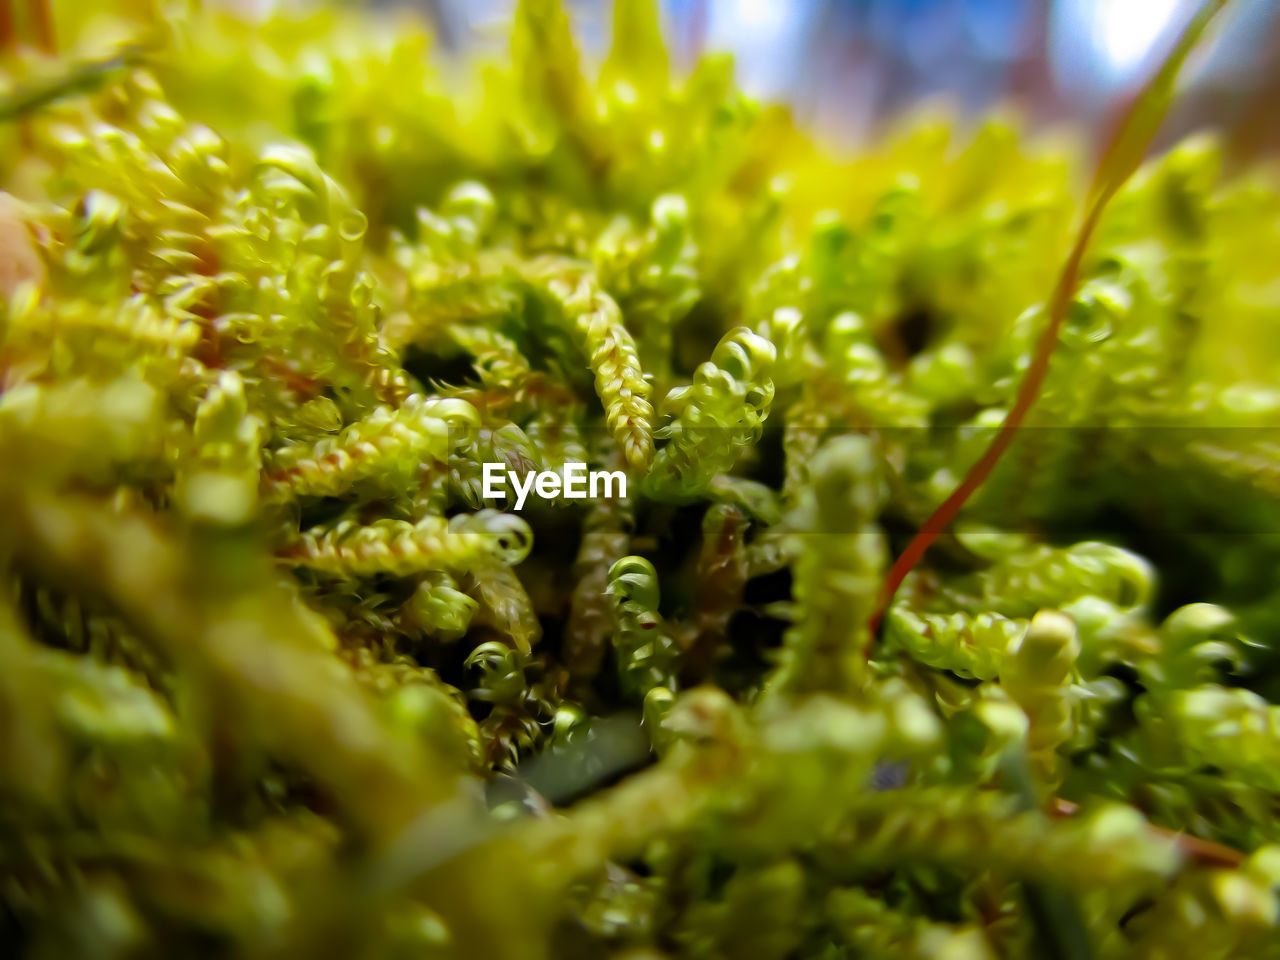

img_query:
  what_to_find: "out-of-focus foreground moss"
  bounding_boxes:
[3,1,1280,957]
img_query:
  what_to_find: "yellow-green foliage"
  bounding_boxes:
[2,1,1280,958]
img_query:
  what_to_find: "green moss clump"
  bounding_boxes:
[3,1,1280,957]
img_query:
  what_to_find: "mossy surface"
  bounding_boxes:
[2,2,1280,957]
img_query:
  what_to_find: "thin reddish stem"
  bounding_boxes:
[868,207,1100,639]
[1,1,15,54]
[1050,797,1244,869]
[867,0,1232,639]
[27,0,54,54]
[867,201,1102,638]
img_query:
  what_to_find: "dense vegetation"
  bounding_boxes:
[2,1,1280,957]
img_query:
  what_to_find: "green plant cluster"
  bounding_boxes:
[3,1,1280,957]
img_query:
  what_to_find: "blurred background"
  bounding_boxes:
[220,0,1280,156]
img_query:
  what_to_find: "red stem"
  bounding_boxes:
[867,0,1232,639]
[1,2,15,53]
[867,205,1101,639]
[1050,797,1244,868]
[28,0,54,54]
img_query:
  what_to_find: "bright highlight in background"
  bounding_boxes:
[1049,0,1200,104]
[1094,0,1183,78]
[705,0,811,99]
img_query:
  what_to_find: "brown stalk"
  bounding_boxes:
[1,1,14,53]
[867,0,1233,638]
[28,0,53,54]
[874,0,1242,874]
[1050,797,1244,869]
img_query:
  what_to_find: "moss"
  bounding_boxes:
[1,1,1280,957]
